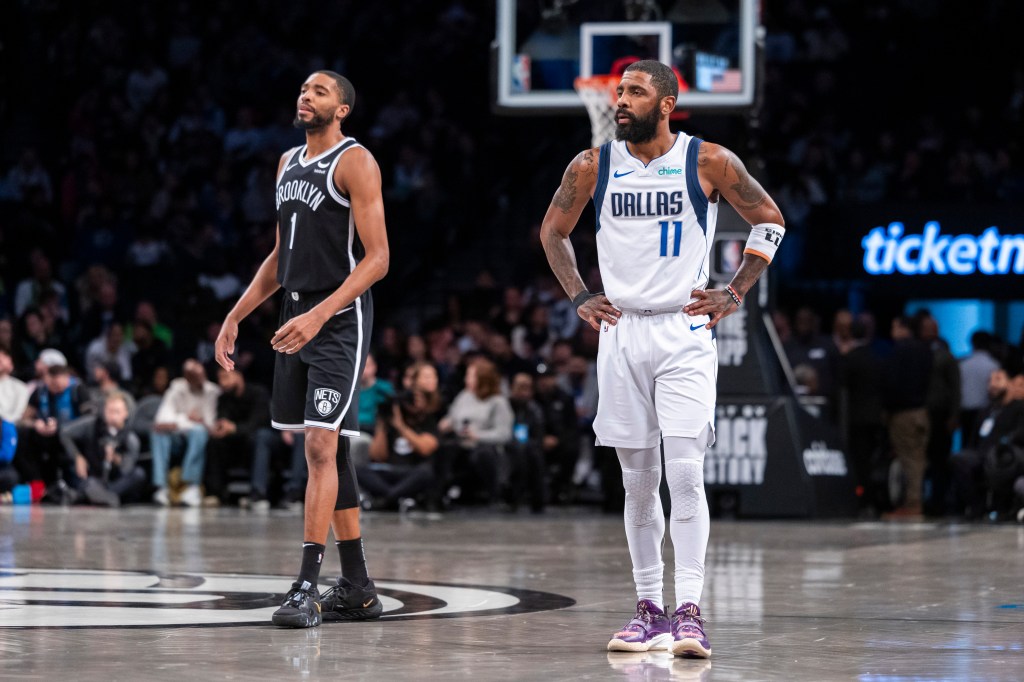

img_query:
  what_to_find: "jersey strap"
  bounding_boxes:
[326,138,362,205]
[593,142,612,233]
[685,137,708,234]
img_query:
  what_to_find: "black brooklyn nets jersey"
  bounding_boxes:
[275,137,365,292]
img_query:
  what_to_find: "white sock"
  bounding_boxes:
[664,426,711,608]
[632,564,664,606]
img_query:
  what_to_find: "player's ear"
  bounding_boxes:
[336,103,351,122]
[661,95,676,116]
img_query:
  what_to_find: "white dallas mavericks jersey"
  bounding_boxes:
[592,133,717,309]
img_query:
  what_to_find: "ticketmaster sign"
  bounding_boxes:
[862,222,1024,275]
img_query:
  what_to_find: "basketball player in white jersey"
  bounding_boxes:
[540,60,784,657]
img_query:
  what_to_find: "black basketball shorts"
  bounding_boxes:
[270,288,373,435]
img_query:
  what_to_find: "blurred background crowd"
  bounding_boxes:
[1,0,1022,518]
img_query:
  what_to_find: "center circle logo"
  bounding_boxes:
[0,569,575,628]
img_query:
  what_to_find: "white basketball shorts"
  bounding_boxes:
[593,310,718,449]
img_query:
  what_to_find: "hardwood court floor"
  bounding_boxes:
[1,506,1022,681]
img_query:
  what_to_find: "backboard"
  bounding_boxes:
[494,0,758,113]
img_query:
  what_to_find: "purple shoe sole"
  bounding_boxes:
[607,632,673,652]
[670,638,712,658]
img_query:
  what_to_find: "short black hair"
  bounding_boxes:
[315,70,356,112]
[100,358,123,382]
[623,60,679,101]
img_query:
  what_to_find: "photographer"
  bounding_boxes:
[60,391,146,506]
[357,362,442,511]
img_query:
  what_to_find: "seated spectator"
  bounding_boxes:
[952,368,1024,519]
[14,249,66,320]
[0,318,13,354]
[351,353,394,469]
[85,322,134,384]
[203,367,271,507]
[507,372,546,513]
[77,279,122,350]
[15,349,86,495]
[784,306,838,401]
[130,320,170,397]
[129,300,174,350]
[87,358,136,414]
[13,309,50,378]
[0,348,30,422]
[438,358,513,505]
[261,429,307,509]
[0,417,17,499]
[358,362,443,511]
[59,391,146,506]
[511,305,554,362]
[150,359,220,507]
[534,362,579,504]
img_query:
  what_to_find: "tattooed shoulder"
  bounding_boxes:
[552,149,597,214]
[723,149,767,211]
[578,148,598,174]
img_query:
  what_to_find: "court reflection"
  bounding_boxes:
[606,652,712,681]
[702,543,763,621]
[269,627,321,675]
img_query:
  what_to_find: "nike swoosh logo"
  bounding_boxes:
[613,170,635,178]
[284,164,297,172]
[333,306,354,316]
[689,323,704,331]
[362,599,375,608]
[317,160,331,168]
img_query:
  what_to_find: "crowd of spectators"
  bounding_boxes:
[776,305,1024,520]
[1,2,1023,517]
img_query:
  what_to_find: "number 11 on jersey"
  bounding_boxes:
[288,213,297,249]
[659,220,682,257]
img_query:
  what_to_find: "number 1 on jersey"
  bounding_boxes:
[288,213,297,249]
[659,220,682,257]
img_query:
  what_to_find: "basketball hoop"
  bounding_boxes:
[574,75,620,147]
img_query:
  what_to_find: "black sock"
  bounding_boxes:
[336,538,368,586]
[296,542,325,590]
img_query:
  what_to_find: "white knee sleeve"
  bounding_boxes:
[622,466,662,526]
[666,459,703,521]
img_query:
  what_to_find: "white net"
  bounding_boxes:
[574,75,620,148]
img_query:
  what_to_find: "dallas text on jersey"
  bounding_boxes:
[609,191,685,218]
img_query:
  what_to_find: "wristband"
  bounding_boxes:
[744,222,785,263]
[725,284,743,308]
[572,290,599,310]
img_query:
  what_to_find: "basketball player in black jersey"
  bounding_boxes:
[215,71,389,628]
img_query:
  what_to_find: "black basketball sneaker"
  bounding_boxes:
[272,581,322,628]
[321,577,384,621]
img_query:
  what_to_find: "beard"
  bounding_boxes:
[293,109,334,130]
[614,105,660,144]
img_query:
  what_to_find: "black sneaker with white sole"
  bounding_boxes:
[271,581,322,628]
[321,577,384,621]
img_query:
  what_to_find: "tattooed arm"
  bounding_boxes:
[684,142,785,328]
[540,148,621,330]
